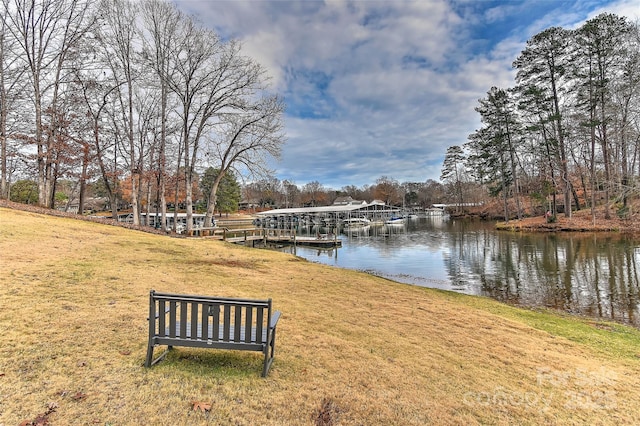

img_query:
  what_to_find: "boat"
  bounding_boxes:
[343,225,370,238]
[385,216,406,225]
[342,217,371,228]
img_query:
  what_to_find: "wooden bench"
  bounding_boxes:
[145,290,281,377]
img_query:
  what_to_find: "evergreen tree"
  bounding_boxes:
[440,145,466,212]
[201,167,241,215]
[469,87,522,220]
[573,13,633,220]
[514,27,572,217]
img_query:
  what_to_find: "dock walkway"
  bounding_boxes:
[189,227,341,248]
[264,229,342,248]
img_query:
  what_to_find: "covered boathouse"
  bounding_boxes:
[254,198,401,227]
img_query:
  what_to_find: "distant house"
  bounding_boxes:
[60,197,110,214]
[238,198,262,211]
[333,196,367,206]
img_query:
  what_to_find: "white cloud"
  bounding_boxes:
[173,0,637,188]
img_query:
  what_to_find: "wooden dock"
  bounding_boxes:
[264,229,342,248]
[188,227,264,243]
[188,227,341,248]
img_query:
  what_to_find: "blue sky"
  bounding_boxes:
[173,0,639,189]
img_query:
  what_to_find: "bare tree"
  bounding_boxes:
[282,179,300,208]
[301,181,327,207]
[164,18,218,233]
[0,4,26,198]
[96,0,142,223]
[4,0,94,207]
[166,16,269,234]
[373,176,402,206]
[203,94,284,226]
[140,0,181,230]
[611,22,640,216]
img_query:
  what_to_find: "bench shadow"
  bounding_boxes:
[157,347,267,378]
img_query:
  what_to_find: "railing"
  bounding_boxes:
[208,227,265,243]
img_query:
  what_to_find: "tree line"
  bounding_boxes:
[441,13,640,223]
[242,176,447,211]
[0,0,284,233]
[6,172,450,215]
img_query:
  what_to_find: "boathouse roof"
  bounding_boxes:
[256,200,400,216]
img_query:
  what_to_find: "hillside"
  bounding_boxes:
[2,206,640,425]
[495,206,640,234]
[459,198,640,234]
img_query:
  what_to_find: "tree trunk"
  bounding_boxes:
[205,174,223,227]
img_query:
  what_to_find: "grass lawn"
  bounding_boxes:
[1,207,640,425]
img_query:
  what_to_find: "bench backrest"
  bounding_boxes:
[149,290,272,345]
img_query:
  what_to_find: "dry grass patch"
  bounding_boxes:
[2,207,640,425]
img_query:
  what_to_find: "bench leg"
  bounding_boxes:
[262,328,277,377]
[144,339,155,368]
[269,328,277,358]
[145,342,172,368]
[262,350,271,377]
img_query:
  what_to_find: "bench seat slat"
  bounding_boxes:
[201,303,209,343]
[223,306,231,341]
[245,307,253,343]
[234,305,242,341]
[190,303,199,340]
[169,301,177,338]
[212,304,220,342]
[180,301,187,338]
[158,300,166,337]
[256,308,264,344]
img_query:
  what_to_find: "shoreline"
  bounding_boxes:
[2,199,639,237]
[493,209,640,235]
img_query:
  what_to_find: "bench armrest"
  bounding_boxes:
[270,310,281,329]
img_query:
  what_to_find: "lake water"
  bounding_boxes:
[268,217,640,328]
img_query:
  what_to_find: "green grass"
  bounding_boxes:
[440,289,640,360]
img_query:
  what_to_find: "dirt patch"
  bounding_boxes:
[313,398,343,426]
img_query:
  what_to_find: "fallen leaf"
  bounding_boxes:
[32,415,49,426]
[192,401,212,412]
[119,350,131,356]
[71,392,87,401]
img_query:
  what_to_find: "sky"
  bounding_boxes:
[172,0,639,190]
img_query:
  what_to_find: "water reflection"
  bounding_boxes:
[461,231,640,327]
[267,218,640,327]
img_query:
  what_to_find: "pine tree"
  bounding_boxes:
[514,27,572,217]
